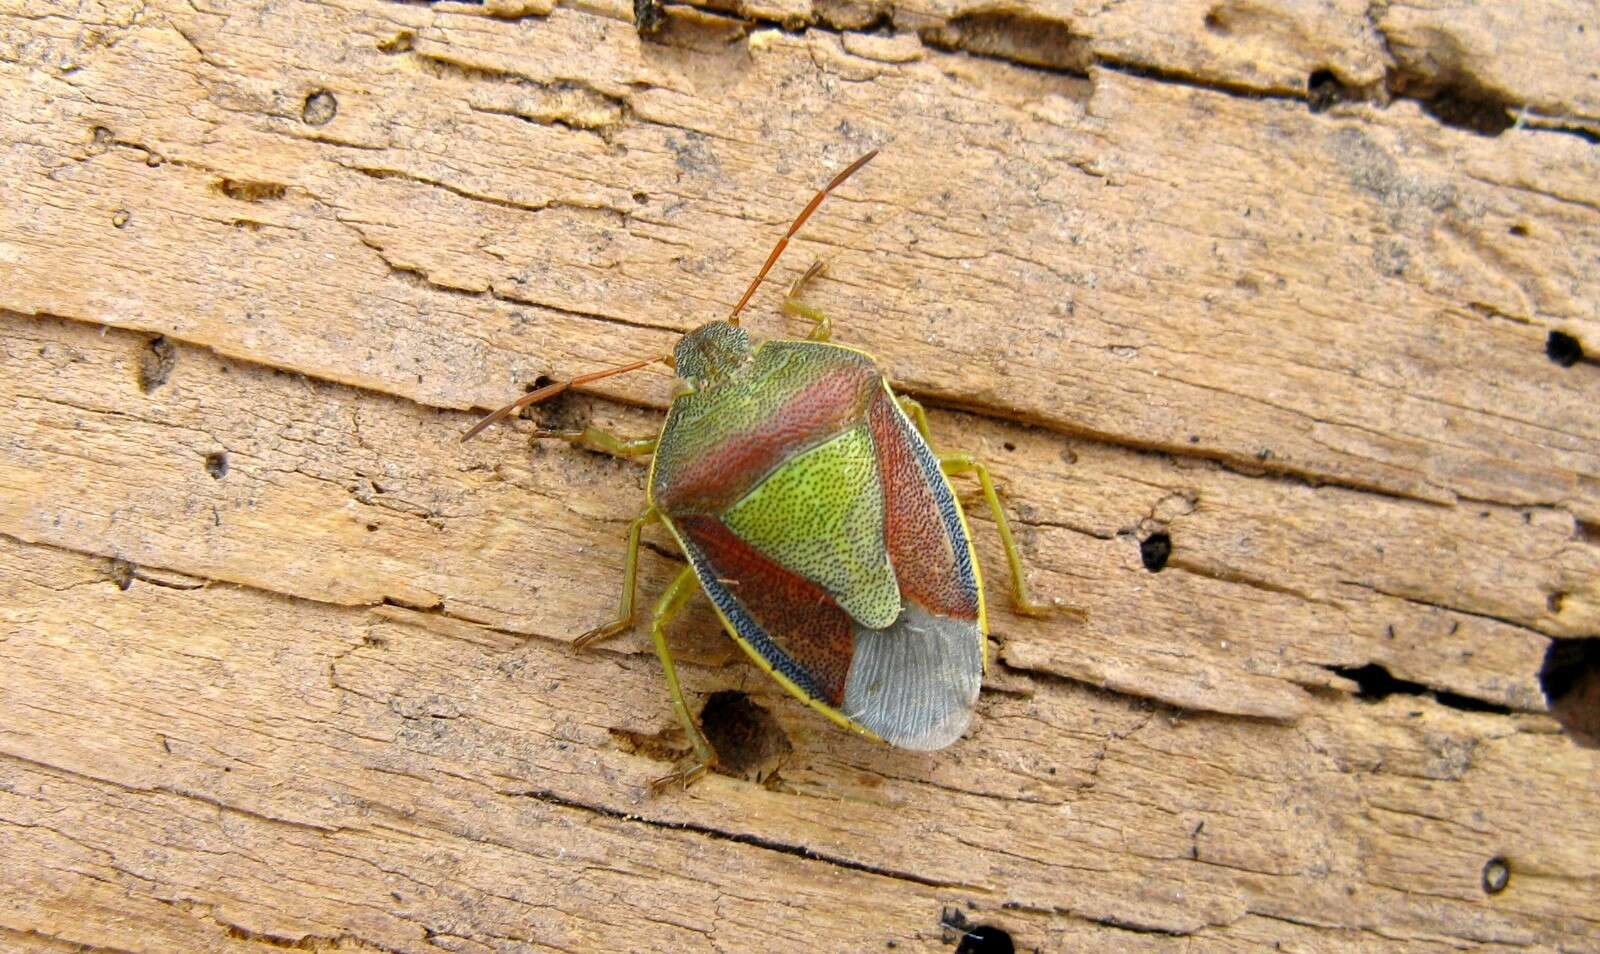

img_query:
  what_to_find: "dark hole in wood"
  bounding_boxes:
[633,0,664,34]
[1417,84,1514,136]
[1540,638,1600,747]
[204,452,229,479]
[518,375,562,424]
[955,924,1015,954]
[1333,662,1416,701]
[1508,224,1528,237]
[1139,532,1171,571]
[1002,441,1016,452]
[1328,663,1512,714]
[1482,856,1510,894]
[699,691,791,780]
[1546,330,1583,367]
[217,178,287,203]
[1306,69,1343,113]
[138,335,177,394]
[301,89,338,126]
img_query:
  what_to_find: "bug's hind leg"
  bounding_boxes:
[939,452,1087,621]
[535,426,656,459]
[574,507,659,650]
[782,259,833,342]
[647,565,719,792]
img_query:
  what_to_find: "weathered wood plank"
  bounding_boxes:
[3,0,1598,949]
[3,534,1597,951]
[5,311,1588,721]
[3,0,1597,511]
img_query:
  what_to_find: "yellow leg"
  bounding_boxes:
[897,395,933,444]
[648,565,718,792]
[939,453,1085,621]
[782,259,832,342]
[535,425,656,458]
[574,507,659,649]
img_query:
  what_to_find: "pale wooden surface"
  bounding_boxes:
[2,0,1598,950]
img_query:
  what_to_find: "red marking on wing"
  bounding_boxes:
[659,363,878,513]
[677,515,855,706]
[868,390,979,620]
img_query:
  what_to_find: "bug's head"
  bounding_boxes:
[673,320,752,390]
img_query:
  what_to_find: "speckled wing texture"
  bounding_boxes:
[652,340,985,750]
[724,425,901,629]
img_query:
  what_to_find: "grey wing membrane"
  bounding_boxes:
[841,603,983,750]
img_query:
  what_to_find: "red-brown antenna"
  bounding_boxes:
[460,355,662,442]
[727,149,878,324]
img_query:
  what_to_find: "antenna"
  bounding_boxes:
[727,149,878,324]
[460,355,662,442]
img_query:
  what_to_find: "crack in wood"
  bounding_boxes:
[496,785,979,891]
[602,0,1598,146]
[0,750,352,836]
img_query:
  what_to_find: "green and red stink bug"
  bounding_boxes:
[464,151,1072,788]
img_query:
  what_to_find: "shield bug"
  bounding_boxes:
[464,151,1074,788]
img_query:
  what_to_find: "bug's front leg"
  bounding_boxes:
[939,452,1087,621]
[646,565,719,792]
[574,506,659,650]
[782,259,832,342]
[534,425,657,459]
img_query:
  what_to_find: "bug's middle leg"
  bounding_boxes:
[782,259,832,342]
[939,452,1086,621]
[574,506,659,650]
[647,565,719,792]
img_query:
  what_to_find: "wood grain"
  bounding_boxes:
[2,0,1597,950]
